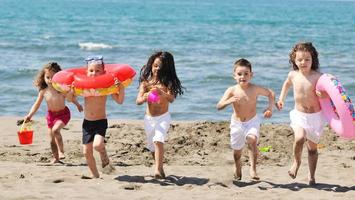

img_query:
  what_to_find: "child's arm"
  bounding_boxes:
[71,97,83,112]
[153,87,175,103]
[136,82,149,105]
[216,87,238,110]
[276,72,293,110]
[65,89,83,112]
[24,90,45,122]
[256,86,275,118]
[112,83,125,104]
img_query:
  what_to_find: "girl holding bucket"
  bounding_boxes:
[24,62,83,163]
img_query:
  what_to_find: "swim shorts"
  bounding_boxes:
[82,119,108,144]
[46,106,71,129]
[230,115,261,150]
[290,109,326,143]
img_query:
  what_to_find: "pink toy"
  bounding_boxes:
[148,90,160,103]
[316,74,355,139]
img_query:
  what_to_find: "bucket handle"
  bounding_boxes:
[20,120,31,133]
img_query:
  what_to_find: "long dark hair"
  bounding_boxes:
[289,42,319,71]
[139,51,184,97]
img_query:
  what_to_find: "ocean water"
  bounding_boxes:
[0,0,354,123]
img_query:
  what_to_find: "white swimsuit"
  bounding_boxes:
[230,115,261,150]
[144,112,171,151]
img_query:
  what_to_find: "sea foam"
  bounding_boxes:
[78,42,113,50]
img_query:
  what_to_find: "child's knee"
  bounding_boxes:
[295,137,305,145]
[246,135,257,145]
[308,148,318,156]
[233,150,242,159]
[93,143,105,152]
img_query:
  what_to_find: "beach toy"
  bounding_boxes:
[316,73,355,139]
[147,90,160,103]
[17,121,33,145]
[52,64,136,97]
[258,145,272,152]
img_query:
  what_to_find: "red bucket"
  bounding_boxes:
[17,130,33,145]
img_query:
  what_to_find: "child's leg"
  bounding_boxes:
[52,121,66,159]
[83,143,99,178]
[153,141,165,179]
[47,128,59,163]
[93,134,110,168]
[246,135,259,180]
[289,126,306,179]
[233,149,242,180]
[306,140,318,185]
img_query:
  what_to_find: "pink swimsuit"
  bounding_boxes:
[46,106,71,128]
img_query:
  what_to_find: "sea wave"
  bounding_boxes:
[78,42,113,50]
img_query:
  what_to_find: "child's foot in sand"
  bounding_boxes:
[50,159,64,165]
[81,175,93,179]
[308,179,316,186]
[101,163,116,175]
[154,170,166,179]
[308,174,316,186]
[59,152,66,160]
[233,173,242,181]
[249,169,260,180]
[288,162,299,179]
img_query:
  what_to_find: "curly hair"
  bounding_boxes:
[34,62,62,91]
[139,51,184,97]
[289,42,319,71]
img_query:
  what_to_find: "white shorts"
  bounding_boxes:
[230,115,261,150]
[290,109,326,144]
[144,112,171,152]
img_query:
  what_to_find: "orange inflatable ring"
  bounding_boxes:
[52,64,136,97]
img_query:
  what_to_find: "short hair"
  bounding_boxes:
[233,58,252,72]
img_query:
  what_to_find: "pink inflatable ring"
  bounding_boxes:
[316,74,355,139]
[52,64,136,97]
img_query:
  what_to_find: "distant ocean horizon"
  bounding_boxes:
[0,0,354,123]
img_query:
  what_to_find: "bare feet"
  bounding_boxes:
[308,174,316,186]
[154,170,166,179]
[233,173,241,181]
[288,162,299,179]
[101,162,116,174]
[59,152,66,160]
[50,159,63,165]
[250,169,260,180]
[309,179,316,186]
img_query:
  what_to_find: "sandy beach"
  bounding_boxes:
[0,116,354,200]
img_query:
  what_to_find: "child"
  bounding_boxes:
[276,42,327,185]
[136,51,184,179]
[73,55,125,178]
[216,58,274,181]
[24,62,83,163]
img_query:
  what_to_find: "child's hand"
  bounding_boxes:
[227,95,239,104]
[114,79,121,87]
[315,90,329,99]
[263,108,273,118]
[143,92,149,101]
[24,115,32,123]
[76,104,83,112]
[275,100,284,111]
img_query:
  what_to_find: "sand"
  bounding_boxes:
[0,116,354,200]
